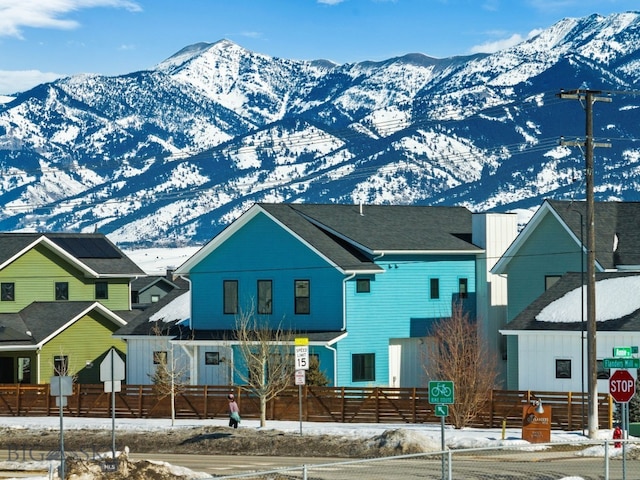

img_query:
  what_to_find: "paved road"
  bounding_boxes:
[129,452,347,476]
[2,450,638,479]
[134,451,640,480]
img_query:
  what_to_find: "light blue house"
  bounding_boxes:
[174,203,516,388]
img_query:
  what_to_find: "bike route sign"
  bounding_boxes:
[429,380,454,404]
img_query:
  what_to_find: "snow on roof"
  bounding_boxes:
[149,291,190,323]
[537,276,640,323]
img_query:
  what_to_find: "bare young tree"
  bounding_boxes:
[424,302,499,428]
[233,303,296,427]
[149,321,190,426]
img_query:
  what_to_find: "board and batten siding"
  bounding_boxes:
[40,311,126,384]
[339,254,476,387]
[0,245,131,313]
[125,337,190,385]
[516,331,640,392]
[190,212,344,331]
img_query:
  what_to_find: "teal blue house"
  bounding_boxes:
[174,203,516,388]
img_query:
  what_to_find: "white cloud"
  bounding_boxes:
[469,28,543,54]
[0,0,141,38]
[317,0,345,4]
[0,69,63,95]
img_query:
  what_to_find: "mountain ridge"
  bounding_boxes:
[1,12,640,247]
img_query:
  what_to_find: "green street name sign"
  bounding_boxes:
[603,358,640,369]
[613,346,636,358]
[434,404,449,417]
[429,380,454,404]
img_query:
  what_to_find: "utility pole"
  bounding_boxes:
[558,89,611,439]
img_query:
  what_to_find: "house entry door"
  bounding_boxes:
[0,357,14,383]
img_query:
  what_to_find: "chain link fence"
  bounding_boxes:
[208,439,640,480]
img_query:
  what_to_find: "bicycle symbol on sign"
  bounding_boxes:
[430,382,452,398]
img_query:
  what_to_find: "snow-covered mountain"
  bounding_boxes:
[2,12,640,248]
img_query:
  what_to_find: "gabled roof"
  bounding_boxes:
[115,285,190,337]
[548,200,640,269]
[176,203,482,275]
[492,200,640,274]
[501,272,640,333]
[0,301,128,350]
[0,233,145,277]
[131,275,187,293]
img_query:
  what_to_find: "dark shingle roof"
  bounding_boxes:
[506,271,640,332]
[0,233,145,276]
[131,275,188,292]
[258,204,480,272]
[548,200,640,269]
[0,301,127,346]
[115,285,189,336]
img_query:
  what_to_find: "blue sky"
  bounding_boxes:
[0,0,639,95]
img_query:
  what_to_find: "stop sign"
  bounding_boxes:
[609,369,636,403]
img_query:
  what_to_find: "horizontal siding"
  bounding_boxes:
[0,245,131,312]
[190,212,343,331]
[40,311,126,384]
[338,254,476,386]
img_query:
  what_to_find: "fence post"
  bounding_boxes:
[567,391,572,430]
[489,389,494,428]
[75,383,81,416]
[46,383,52,416]
[412,387,417,423]
[15,383,20,416]
[203,385,208,418]
[138,385,143,418]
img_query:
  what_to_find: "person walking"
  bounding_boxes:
[228,393,240,428]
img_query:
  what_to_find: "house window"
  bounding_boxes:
[545,275,561,290]
[205,352,220,365]
[54,355,69,376]
[95,281,108,299]
[153,351,168,365]
[1,282,14,301]
[18,357,31,383]
[55,282,68,301]
[430,278,440,299]
[352,353,375,382]
[294,280,310,314]
[555,359,571,379]
[223,280,238,314]
[459,278,468,299]
[597,359,610,379]
[151,294,160,303]
[356,278,370,293]
[258,280,273,314]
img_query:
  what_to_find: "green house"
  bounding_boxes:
[0,233,144,384]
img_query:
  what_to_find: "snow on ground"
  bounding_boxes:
[122,246,202,275]
[0,416,630,480]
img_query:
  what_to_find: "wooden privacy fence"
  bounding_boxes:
[0,384,613,430]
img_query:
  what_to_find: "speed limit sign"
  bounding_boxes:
[295,337,309,370]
